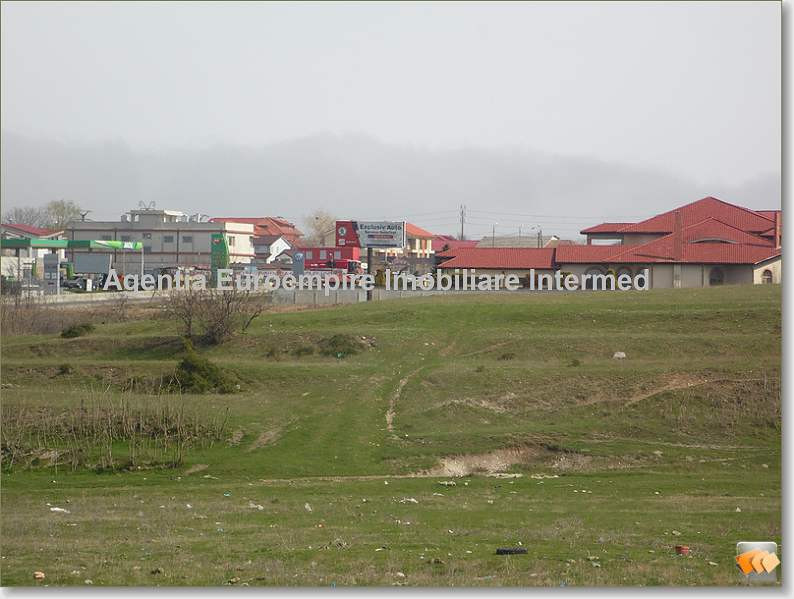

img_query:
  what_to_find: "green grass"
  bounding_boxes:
[0,285,781,586]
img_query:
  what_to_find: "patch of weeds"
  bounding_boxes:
[60,323,94,338]
[318,334,365,358]
[292,344,315,357]
[57,363,74,375]
[475,365,485,373]
[170,339,237,394]
[569,358,581,367]
[497,352,516,361]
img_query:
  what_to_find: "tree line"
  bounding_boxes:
[2,200,84,230]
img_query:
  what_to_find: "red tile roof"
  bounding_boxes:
[617,197,775,234]
[680,218,773,246]
[580,222,633,234]
[554,245,623,263]
[559,218,779,266]
[1,223,61,237]
[438,248,554,269]
[755,209,781,220]
[618,242,780,265]
[210,217,303,240]
[406,223,434,238]
[431,237,479,252]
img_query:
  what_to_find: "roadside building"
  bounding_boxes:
[1,223,66,279]
[252,234,292,265]
[371,222,436,274]
[562,197,781,288]
[476,234,572,249]
[66,209,255,270]
[437,247,555,287]
[210,216,303,266]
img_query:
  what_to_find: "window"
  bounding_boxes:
[709,267,725,286]
[120,235,131,242]
[762,269,774,284]
[334,250,341,259]
[319,249,327,259]
[182,235,193,243]
[143,246,152,254]
[142,232,152,240]
[163,235,174,243]
[100,234,112,241]
[305,250,313,259]
[583,266,606,290]
[228,236,235,246]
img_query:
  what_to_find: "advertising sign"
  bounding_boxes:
[43,253,60,295]
[335,221,406,249]
[292,251,305,276]
[74,253,113,275]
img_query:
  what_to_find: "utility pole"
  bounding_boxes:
[537,227,542,248]
[459,205,466,240]
[492,223,496,247]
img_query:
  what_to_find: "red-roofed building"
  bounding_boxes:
[210,217,303,245]
[438,247,554,271]
[564,197,781,287]
[370,222,437,273]
[431,235,479,253]
[1,223,67,277]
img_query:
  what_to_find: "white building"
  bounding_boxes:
[65,209,255,270]
[0,223,65,279]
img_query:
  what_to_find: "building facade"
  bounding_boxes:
[66,209,255,271]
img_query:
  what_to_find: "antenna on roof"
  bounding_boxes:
[79,210,92,222]
[137,200,156,210]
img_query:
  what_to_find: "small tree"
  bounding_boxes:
[2,206,48,228]
[167,286,266,346]
[302,209,337,246]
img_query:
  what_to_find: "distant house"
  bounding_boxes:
[1,223,65,278]
[372,222,437,274]
[252,234,292,265]
[67,209,256,270]
[431,235,479,253]
[562,196,781,287]
[438,197,781,288]
[211,217,303,245]
[437,247,555,286]
[475,234,572,249]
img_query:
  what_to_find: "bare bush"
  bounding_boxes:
[1,393,230,471]
[166,287,266,345]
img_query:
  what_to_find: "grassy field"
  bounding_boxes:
[0,285,781,586]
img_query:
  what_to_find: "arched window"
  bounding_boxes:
[584,266,606,290]
[762,269,774,284]
[709,267,725,286]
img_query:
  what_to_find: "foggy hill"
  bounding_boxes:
[1,131,780,237]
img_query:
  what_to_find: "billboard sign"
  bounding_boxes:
[335,221,406,249]
[74,253,113,275]
[43,253,60,295]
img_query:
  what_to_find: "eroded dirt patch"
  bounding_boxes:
[421,446,542,477]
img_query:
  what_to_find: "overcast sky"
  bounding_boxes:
[1,1,781,194]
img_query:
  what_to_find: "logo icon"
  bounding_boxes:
[736,542,780,583]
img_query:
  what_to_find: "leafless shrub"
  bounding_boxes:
[1,392,230,472]
[166,287,267,345]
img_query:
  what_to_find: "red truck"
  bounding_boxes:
[299,246,362,273]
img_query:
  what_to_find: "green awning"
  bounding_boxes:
[1,238,143,251]
[1,238,69,249]
[67,240,143,251]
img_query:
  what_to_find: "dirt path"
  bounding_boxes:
[581,376,767,408]
[385,366,425,434]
